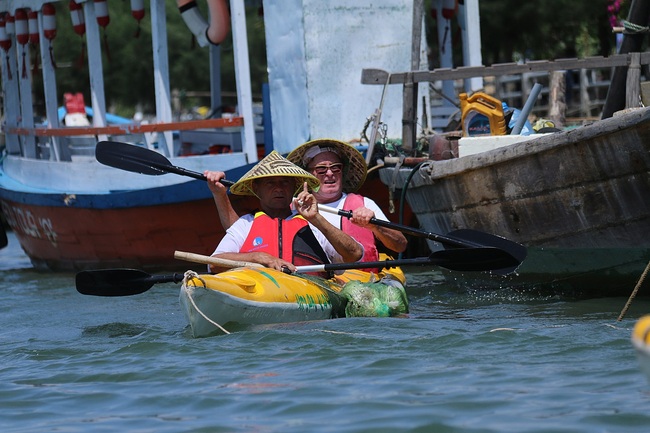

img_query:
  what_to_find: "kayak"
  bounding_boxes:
[178,259,407,337]
[632,315,650,382]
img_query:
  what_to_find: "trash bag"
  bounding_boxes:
[340,278,409,317]
[502,102,533,135]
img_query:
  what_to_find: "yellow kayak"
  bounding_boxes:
[179,258,407,337]
[632,315,650,382]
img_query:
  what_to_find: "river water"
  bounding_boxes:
[1,230,649,432]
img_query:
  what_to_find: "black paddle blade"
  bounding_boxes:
[429,247,520,273]
[96,140,174,176]
[447,229,527,263]
[76,269,183,297]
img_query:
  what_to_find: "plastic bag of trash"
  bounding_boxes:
[340,279,409,317]
[502,102,533,135]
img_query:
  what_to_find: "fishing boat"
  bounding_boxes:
[632,315,650,383]
[178,260,408,337]
[366,54,650,296]
[0,0,426,270]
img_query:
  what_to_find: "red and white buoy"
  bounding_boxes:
[441,0,458,20]
[130,0,145,37]
[0,15,11,52]
[42,3,58,68]
[0,14,13,79]
[28,10,39,45]
[95,0,111,59]
[69,0,86,36]
[5,12,14,36]
[95,0,110,28]
[14,8,29,77]
[42,3,57,40]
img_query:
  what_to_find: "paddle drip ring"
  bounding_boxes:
[182,270,230,335]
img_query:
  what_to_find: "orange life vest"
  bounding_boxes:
[241,211,330,276]
[341,194,380,273]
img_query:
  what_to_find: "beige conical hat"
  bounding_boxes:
[287,138,368,192]
[229,151,321,196]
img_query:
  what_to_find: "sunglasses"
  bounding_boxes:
[309,163,343,175]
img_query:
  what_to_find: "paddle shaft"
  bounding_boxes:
[174,251,263,269]
[319,204,482,249]
[175,247,519,273]
[95,140,234,186]
[145,160,234,186]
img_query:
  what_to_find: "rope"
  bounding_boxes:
[617,260,650,321]
[622,20,650,34]
[182,270,231,335]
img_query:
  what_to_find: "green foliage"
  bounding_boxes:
[425,0,632,67]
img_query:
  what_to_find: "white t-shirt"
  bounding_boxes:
[319,193,387,229]
[213,211,345,263]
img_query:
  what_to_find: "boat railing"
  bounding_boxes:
[362,52,650,152]
[5,117,244,162]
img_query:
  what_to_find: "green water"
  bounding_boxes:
[2,232,649,432]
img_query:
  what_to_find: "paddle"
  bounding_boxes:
[173,248,520,273]
[94,140,234,186]
[75,269,185,297]
[95,140,526,265]
[318,204,527,264]
[76,247,519,297]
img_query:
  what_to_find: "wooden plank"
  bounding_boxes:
[7,117,245,137]
[361,53,650,85]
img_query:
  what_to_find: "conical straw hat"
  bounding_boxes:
[287,138,367,192]
[229,151,321,196]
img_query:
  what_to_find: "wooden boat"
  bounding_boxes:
[632,315,650,382]
[363,54,650,297]
[378,106,650,296]
[179,264,407,337]
[0,1,421,270]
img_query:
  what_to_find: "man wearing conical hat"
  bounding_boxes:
[287,139,407,268]
[208,151,363,274]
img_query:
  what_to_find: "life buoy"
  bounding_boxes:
[442,0,458,20]
[14,9,28,46]
[42,3,57,68]
[14,9,28,77]
[130,0,145,38]
[5,12,14,36]
[28,10,39,45]
[69,0,86,36]
[43,3,57,40]
[0,15,11,80]
[432,0,458,21]
[95,0,109,28]
[0,15,11,51]
[177,0,230,47]
[131,0,145,21]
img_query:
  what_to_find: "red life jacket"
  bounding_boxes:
[341,193,380,273]
[241,211,331,277]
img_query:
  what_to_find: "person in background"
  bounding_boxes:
[208,151,363,274]
[287,139,407,263]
